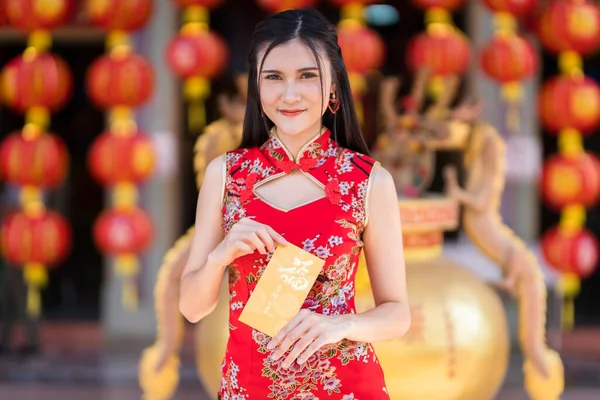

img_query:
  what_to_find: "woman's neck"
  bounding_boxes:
[274,124,324,159]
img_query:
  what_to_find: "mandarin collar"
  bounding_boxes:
[260,127,332,173]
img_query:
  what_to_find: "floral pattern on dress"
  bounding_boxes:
[219,129,388,400]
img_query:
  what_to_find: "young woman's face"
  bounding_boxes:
[258,38,333,137]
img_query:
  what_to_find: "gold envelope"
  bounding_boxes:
[239,243,325,337]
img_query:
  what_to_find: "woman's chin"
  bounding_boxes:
[273,119,321,138]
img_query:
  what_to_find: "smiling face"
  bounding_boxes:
[258,38,333,139]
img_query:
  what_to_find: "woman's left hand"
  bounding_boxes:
[266,309,351,368]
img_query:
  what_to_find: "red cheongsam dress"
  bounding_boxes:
[219,128,390,400]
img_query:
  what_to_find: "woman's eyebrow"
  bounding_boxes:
[260,67,319,73]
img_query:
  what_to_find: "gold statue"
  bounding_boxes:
[372,69,457,198]
[364,70,564,400]
[139,75,246,400]
[430,98,564,399]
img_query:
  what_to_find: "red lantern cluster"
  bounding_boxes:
[479,0,539,133]
[538,75,600,134]
[5,0,73,31]
[85,0,155,311]
[1,211,71,266]
[88,131,155,186]
[411,0,465,12]
[172,0,223,6]
[0,0,74,318]
[257,0,317,13]
[86,54,154,109]
[408,30,471,77]
[540,153,600,209]
[480,35,537,83]
[538,0,600,55]
[542,228,599,278]
[166,31,228,79]
[165,0,228,132]
[537,0,600,329]
[0,132,69,188]
[1,53,73,113]
[330,1,386,125]
[338,24,385,75]
[482,0,537,16]
[93,208,153,256]
[406,0,470,100]
[87,0,153,32]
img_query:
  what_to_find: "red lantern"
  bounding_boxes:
[1,210,71,266]
[540,153,600,209]
[0,132,68,188]
[481,0,537,16]
[337,24,385,75]
[542,227,599,278]
[329,0,376,6]
[411,0,465,11]
[407,30,471,76]
[5,0,73,32]
[538,0,600,55]
[86,53,154,108]
[480,35,537,83]
[93,208,153,255]
[165,31,229,79]
[172,0,224,7]
[1,53,73,113]
[538,75,600,134]
[88,131,155,186]
[257,0,316,13]
[87,0,153,32]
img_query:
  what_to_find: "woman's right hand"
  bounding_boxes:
[208,217,288,267]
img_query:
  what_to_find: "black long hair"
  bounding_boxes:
[239,7,369,155]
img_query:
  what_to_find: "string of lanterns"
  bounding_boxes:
[408,0,470,102]
[479,0,538,133]
[330,0,385,126]
[166,0,229,134]
[0,0,73,318]
[537,0,600,330]
[85,0,157,311]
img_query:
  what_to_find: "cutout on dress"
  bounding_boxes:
[253,170,325,212]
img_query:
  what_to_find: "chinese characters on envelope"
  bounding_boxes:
[239,243,325,337]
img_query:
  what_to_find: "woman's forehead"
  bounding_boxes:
[259,39,330,72]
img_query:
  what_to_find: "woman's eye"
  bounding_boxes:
[301,72,318,79]
[265,74,281,80]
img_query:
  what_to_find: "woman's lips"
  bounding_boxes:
[279,110,304,117]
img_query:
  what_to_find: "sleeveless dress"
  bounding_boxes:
[219,128,390,400]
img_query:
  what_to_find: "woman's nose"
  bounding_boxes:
[281,81,301,104]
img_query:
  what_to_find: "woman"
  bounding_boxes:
[180,8,410,399]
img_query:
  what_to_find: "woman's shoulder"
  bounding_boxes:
[336,146,380,178]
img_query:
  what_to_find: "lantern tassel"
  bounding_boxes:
[27,287,42,318]
[115,254,140,312]
[23,263,48,318]
[559,273,580,331]
[562,297,575,331]
[506,104,520,134]
[428,76,445,100]
[188,100,206,133]
[501,82,523,134]
[123,280,139,311]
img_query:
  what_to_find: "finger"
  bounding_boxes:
[265,225,288,245]
[271,317,313,361]
[268,309,310,350]
[234,240,254,255]
[281,331,319,368]
[297,337,325,364]
[254,227,276,253]
[242,232,267,255]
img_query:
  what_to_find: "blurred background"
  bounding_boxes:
[0,0,599,399]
